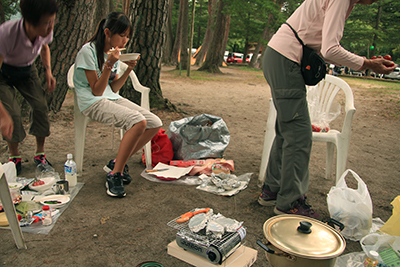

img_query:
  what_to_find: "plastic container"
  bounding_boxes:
[42,205,52,226]
[64,154,77,187]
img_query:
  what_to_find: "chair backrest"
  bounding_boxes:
[306,74,355,133]
[67,64,75,89]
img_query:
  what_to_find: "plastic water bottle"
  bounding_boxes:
[64,154,77,187]
[42,205,52,226]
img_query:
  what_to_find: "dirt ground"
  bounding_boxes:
[0,65,399,267]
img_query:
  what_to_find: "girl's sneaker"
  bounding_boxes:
[103,159,131,185]
[34,153,52,167]
[106,172,126,198]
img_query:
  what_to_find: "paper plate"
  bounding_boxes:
[39,195,70,208]
[119,53,140,62]
[8,182,23,190]
[28,177,56,193]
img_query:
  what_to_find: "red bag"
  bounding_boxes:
[142,128,174,167]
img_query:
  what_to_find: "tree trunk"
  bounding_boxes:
[171,0,184,65]
[187,0,195,77]
[92,0,110,34]
[46,0,96,112]
[249,24,269,68]
[123,0,169,109]
[219,14,230,66]
[195,0,203,48]
[123,0,130,15]
[161,0,174,65]
[198,0,228,73]
[195,0,216,66]
[179,0,189,70]
[0,1,5,24]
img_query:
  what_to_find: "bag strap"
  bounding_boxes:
[284,22,305,47]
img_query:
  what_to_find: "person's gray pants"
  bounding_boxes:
[262,46,312,211]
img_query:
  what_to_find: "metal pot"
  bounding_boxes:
[257,215,346,267]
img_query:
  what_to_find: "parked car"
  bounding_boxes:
[224,51,229,62]
[383,67,400,80]
[227,53,250,63]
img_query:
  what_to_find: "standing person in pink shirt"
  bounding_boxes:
[0,0,58,175]
[258,0,396,218]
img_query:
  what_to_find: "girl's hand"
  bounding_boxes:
[125,56,140,70]
[106,47,121,66]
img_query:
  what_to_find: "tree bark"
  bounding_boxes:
[187,0,195,77]
[46,0,96,112]
[123,0,130,15]
[0,1,5,24]
[219,13,230,66]
[195,0,216,66]
[195,0,203,48]
[92,0,110,34]
[249,23,270,68]
[123,0,169,109]
[171,0,184,65]
[161,0,174,65]
[178,0,189,70]
[198,0,228,73]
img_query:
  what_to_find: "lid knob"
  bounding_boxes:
[297,221,312,234]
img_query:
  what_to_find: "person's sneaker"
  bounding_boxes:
[9,156,22,176]
[34,153,52,167]
[258,187,277,206]
[105,172,126,198]
[103,159,131,185]
[274,196,320,219]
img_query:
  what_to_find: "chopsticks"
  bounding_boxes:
[32,195,70,202]
[109,47,126,52]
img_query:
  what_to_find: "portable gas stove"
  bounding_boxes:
[167,211,246,264]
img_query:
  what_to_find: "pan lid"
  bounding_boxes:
[263,215,346,259]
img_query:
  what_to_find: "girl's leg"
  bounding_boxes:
[127,127,160,158]
[112,120,147,174]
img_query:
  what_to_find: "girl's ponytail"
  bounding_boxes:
[88,19,107,70]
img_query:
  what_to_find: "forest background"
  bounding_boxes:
[0,0,399,113]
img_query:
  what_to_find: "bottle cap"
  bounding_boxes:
[42,205,50,211]
[370,250,379,258]
[67,154,73,160]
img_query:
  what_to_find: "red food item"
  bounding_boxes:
[32,179,45,186]
[371,56,377,59]
[311,124,321,132]
[378,55,383,58]
[384,55,392,60]
[17,214,22,221]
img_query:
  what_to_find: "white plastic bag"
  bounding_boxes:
[360,233,400,262]
[327,169,373,241]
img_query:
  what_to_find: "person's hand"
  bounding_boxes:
[106,47,121,66]
[363,57,397,75]
[0,111,13,140]
[125,56,140,70]
[45,73,56,93]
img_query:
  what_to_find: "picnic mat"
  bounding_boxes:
[0,182,84,235]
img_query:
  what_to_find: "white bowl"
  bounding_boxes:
[39,195,70,209]
[119,53,140,62]
[28,177,56,193]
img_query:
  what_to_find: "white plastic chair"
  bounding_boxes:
[67,63,152,175]
[258,74,356,186]
[0,163,26,249]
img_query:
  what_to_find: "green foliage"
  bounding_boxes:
[342,0,400,63]
[1,0,20,22]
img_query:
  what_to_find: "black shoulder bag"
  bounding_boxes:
[285,22,326,86]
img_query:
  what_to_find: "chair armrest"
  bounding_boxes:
[119,62,150,110]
